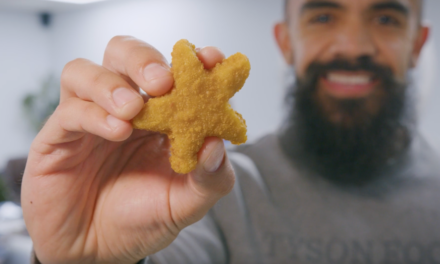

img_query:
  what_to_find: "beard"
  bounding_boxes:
[280,57,414,185]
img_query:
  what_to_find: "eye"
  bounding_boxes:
[376,15,400,26]
[311,14,332,24]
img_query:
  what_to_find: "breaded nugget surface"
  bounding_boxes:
[132,39,250,173]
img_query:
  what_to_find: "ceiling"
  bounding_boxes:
[0,0,113,13]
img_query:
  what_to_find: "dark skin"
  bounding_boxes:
[22,1,429,264]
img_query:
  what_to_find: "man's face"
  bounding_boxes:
[276,0,429,181]
[277,0,428,126]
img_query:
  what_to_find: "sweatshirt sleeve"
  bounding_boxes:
[140,210,228,264]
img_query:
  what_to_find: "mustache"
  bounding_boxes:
[296,56,398,90]
[280,56,412,184]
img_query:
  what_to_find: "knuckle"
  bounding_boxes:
[128,43,163,68]
[88,70,126,98]
[55,100,67,114]
[42,106,59,127]
[55,98,74,116]
[104,35,139,71]
[105,35,134,56]
[128,47,148,70]
[60,58,87,88]
[109,35,132,45]
[51,101,69,126]
[89,69,108,88]
[106,36,120,55]
[83,101,98,115]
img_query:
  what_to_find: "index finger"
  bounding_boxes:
[103,36,226,97]
[103,36,173,97]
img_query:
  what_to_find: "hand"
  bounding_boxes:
[21,36,235,264]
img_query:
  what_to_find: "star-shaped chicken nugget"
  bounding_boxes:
[132,39,250,174]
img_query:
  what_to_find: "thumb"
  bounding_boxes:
[192,137,235,197]
[170,137,235,228]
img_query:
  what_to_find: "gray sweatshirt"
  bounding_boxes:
[143,133,440,264]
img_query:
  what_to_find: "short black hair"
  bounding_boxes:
[284,0,424,23]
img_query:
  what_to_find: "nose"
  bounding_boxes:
[328,17,377,60]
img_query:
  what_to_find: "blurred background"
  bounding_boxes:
[1,0,440,196]
[0,0,439,262]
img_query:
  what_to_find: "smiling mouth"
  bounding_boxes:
[321,71,379,99]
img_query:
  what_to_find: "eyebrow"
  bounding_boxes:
[370,1,409,16]
[301,1,344,14]
[300,0,410,16]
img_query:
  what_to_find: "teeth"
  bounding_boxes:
[327,73,371,85]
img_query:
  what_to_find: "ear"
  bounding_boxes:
[410,25,430,68]
[274,22,294,65]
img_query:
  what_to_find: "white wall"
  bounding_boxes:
[418,0,440,154]
[0,11,51,168]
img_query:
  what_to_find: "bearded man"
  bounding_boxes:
[23,0,440,263]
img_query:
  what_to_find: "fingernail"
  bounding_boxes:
[143,63,172,83]
[203,142,225,173]
[112,87,140,108]
[106,115,123,129]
